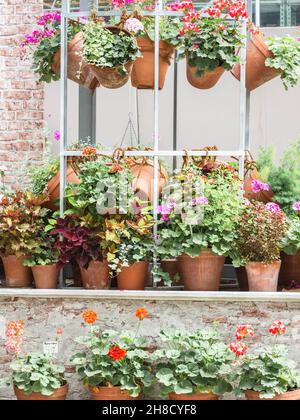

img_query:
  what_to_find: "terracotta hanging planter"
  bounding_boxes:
[279,251,300,288]
[169,391,219,400]
[90,27,134,89]
[1,255,32,288]
[32,264,59,289]
[117,261,148,290]
[14,383,68,400]
[46,165,79,211]
[80,260,110,289]
[245,261,281,292]
[186,60,225,89]
[131,36,174,90]
[178,249,225,291]
[89,386,139,400]
[52,32,99,90]
[231,33,279,91]
[245,389,300,400]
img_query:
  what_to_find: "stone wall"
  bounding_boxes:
[0,296,299,400]
[0,0,44,187]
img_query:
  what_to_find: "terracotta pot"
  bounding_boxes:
[279,251,300,288]
[131,36,174,90]
[89,386,138,400]
[80,260,110,289]
[178,250,225,291]
[235,266,249,291]
[1,255,32,288]
[169,391,219,400]
[243,166,274,203]
[46,165,79,211]
[231,33,279,91]
[160,259,182,286]
[245,261,281,292]
[14,383,68,400]
[117,261,148,290]
[245,389,300,400]
[52,32,99,90]
[32,264,59,289]
[90,27,134,89]
[186,61,225,89]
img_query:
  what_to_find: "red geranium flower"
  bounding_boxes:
[269,320,286,336]
[235,324,254,340]
[229,341,247,357]
[135,308,149,321]
[108,345,127,361]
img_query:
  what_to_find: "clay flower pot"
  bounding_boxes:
[279,251,300,288]
[117,261,148,290]
[245,389,300,400]
[89,386,139,400]
[169,391,219,400]
[52,32,99,90]
[131,36,174,90]
[160,259,182,286]
[186,61,225,89]
[32,264,59,289]
[1,255,32,288]
[231,33,279,91]
[80,260,110,289]
[178,249,225,291]
[14,383,68,400]
[46,165,79,211]
[245,261,281,292]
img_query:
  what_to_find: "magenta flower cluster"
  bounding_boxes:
[292,201,300,211]
[21,12,60,47]
[265,202,281,214]
[251,179,270,194]
[112,0,135,8]
[157,200,176,222]
[191,196,208,206]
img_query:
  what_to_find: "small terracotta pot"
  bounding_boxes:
[186,61,225,89]
[1,255,32,288]
[231,33,279,91]
[89,386,139,400]
[131,36,174,90]
[117,261,148,290]
[169,391,219,400]
[46,165,79,211]
[279,251,300,288]
[245,389,300,400]
[235,266,249,291]
[14,383,68,400]
[52,32,99,90]
[32,264,59,289]
[80,260,110,289]
[178,249,224,291]
[245,261,281,292]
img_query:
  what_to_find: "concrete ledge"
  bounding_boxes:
[0,289,299,302]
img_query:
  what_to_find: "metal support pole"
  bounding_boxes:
[255,0,261,27]
[173,54,178,171]
[239,17,248,178]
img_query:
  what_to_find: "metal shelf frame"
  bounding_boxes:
[59,0,251,288]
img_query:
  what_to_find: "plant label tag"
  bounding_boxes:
[43,341,58,356]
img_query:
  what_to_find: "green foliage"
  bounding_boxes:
[151,329,234,397]
[70,326,153,397]
[281,214,300,255]
[28,158,59,196]
[141,16,181,43]
[0,353,66,396]
[266,36,300,90]
[23,238,59,267]
[82,23,141,74]
[233,345,300,399]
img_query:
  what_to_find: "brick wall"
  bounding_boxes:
[0,0,44,187]
[0,296,299,400]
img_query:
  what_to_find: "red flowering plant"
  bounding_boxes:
[169,0,249,77]
[70,309,154,397]
[229,322,300,398]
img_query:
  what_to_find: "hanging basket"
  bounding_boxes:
[183,146,237,176]
[52,32,99,90]
[90,26,134,89]
[231,33,279,91]
[186,59,225,89]
[131,36,174,90]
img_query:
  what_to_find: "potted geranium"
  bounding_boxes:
[0,321,68,400]
[233,201,287,292]
[0,192,51,288]
[157,167,244,290]
[230,321,300,400]
[172,0,248,89]
[152,328,234,400]
[232,32,300,91]
[71,308,153,400]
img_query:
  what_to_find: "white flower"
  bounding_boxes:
[124,18,144,34]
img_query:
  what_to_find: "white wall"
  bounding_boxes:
[44,27,300,162]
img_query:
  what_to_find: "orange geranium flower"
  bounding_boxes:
[82,310,98,324]
[108,345,127,361]
[82,146,97,156]
[135,308,148,321]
